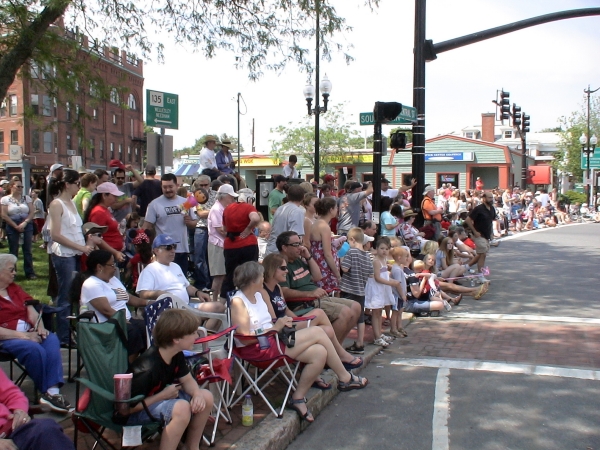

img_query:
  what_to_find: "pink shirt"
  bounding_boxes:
[208,200,225,247]
[0,369,29,437]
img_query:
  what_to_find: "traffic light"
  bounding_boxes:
[390,131,407,150]
[522,114,531,133]
[512,103,522,127]
[373,101,402,123]
[500,90,510,120]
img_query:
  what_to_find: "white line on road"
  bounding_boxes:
[432,368,450,450]
[498,222,585,241]
[391,358,600,380]
[445,312,600,325]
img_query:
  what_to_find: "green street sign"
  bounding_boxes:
[580,152,600,170]
[359,105,417,126]
[146,90,179,130]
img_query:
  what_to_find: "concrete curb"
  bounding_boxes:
[230,314,414,450]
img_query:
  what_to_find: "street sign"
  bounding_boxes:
[146,90,179,129]
[359,105,417,126]
[580,152,600,170]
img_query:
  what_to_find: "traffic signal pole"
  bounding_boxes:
[412,3,600,204]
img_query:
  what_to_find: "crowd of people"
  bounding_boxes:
[0,145,591,446]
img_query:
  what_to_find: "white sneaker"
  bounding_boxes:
[477,276,490,284]
[443,300,452,311]
[373,337,390,347]
[381,334,395,342]
[490,239,500,247]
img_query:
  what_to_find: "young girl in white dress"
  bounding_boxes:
[364,237,402,348]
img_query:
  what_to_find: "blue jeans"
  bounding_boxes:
[50,254,80,345]
[193,228,211,290]
[11,418,75,449]
[6,221,34,277]
[1,333,64,393]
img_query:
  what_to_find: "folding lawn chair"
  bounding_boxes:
[73,310,161,450]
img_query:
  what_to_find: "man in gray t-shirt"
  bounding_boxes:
[266,185,305,255]
[337,181,373,234]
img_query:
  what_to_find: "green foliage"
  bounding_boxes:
[553,96,600,180]
[269,103,364,177]
[562,190,587,205]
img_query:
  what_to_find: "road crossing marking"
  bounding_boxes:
[444,312,600,325]
[432,368,450,450]
[391,358,600,380]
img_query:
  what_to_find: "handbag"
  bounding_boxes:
[278,326,296,348]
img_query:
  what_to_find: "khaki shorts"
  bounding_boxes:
[473,236,490,254]
[318,296,356,322]
[208,243,225,276]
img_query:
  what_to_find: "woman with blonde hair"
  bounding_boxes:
[436,237,467,279]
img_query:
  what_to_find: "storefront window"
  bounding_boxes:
[437,173,459,188]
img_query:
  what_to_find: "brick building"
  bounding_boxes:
[0,27,145,182]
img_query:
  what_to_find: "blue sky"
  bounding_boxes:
[143,0,600,153]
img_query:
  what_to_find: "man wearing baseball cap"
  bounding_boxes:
[199,135,221,181]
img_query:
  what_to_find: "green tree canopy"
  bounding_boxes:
[0,0,379,101]
[269,103,367,177]
[553,96,600,180]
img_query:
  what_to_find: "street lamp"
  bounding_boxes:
[302,0,332,184]
[580,132,598,204]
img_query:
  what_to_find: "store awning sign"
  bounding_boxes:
[425,152,473,162]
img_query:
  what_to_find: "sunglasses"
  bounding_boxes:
[199,184,209,187]
[160,244,177,251]
[279,266,288,271]
[284,242,301,247]
[115,177,125,180]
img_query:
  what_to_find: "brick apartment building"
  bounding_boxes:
[0,26,145,182]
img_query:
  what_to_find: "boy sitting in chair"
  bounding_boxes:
[127,309,214,450]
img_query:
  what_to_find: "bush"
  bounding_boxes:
[562,190,587,205]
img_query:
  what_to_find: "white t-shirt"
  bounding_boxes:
[81,276,131,323]
[282,165,298,178]
[199,148,217,171]
[136,261,190,303]
[144,195,189,253]
[381,188,399,198]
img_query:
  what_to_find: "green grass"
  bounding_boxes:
[1,240,53,304]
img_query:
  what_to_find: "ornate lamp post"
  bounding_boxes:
[580,132,598,205]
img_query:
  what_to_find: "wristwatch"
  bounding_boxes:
[305,254,313,261]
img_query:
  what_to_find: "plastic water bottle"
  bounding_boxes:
[242,395,253,427]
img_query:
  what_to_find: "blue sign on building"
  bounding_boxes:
[425,152,473,162]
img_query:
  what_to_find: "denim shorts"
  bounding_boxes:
[405,300,430,314]
[127,391,191,426]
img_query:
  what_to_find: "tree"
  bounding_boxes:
[0,0,379,101]
[269,103,365,177]
[553,96,600,180]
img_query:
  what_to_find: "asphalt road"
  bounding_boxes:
[288,223,600,450]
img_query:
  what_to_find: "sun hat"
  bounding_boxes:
[204,135,218,143]
[82,222,108,235]
[403,209,418,218]
[221,139,237,150]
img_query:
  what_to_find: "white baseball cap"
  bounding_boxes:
[217,184,239,197]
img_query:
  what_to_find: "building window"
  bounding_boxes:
[118,144,123,159]
[66,102,71,121]
[128,94,136,110]
[31,130,40,153]
[135,147,139,162]
[99,140,104,160]
[10,130,18,145]
[110,142,115,158]
[90,138,95,159]
[0,98,6,117]
[75,104,80,119]
[465,131,474,139]
[43,132,52,153]
[78,137,82,151]
[113,114,117,125]
[9,95,17,116]
[42,96,52,117]
[89,82,98,97]
[504,130,513,139]
[66,133,72,151]
[30,62,39,79]
[30,95,39,115]
[93,108,98,120]
[0,132,4,154]
[110,88,119,104]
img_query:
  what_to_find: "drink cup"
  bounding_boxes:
[114,373,133,416]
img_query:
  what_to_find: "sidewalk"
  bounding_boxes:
[18,314,413,449]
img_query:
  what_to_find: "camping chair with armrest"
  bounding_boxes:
[145,296,238,446]
[73,310,161,450]
[397,226,422,257]
[225,292,315,418]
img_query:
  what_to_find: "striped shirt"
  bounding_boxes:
[339,248,374,296]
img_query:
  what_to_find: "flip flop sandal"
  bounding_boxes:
[288,397,314,423]
[452,294,462,305]
[311,377,332,390]
[338,374,369,392]
[342,356,363,370]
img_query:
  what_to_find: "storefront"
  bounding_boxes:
[386,135,530,191]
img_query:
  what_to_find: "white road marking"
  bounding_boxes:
[496,222,584,241]
[445,312,600,325]
[391,358,600,380]
[432,368,450,450]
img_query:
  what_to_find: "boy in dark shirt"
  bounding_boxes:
[127,309,213,450]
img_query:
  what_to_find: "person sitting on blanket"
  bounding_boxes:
[127,309,214,450]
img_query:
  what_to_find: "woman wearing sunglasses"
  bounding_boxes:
[78,250,148,362]
[0,178,36,279]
